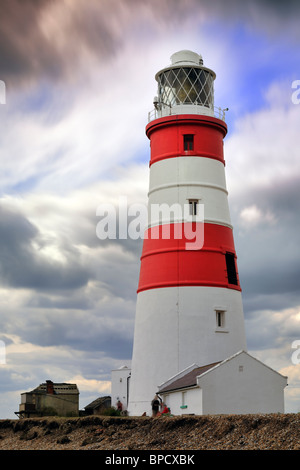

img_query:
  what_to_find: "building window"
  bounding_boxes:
[225,252,238,285]
[188,199,198,216]
[184,134,194,150]
[216,310,225,328]
[180,391,188,409]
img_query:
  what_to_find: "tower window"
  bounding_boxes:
[225,252,238,285]
[215,308,228,333]
[216,310,225,328]
[188,199,198,216]
[184,134,194,150]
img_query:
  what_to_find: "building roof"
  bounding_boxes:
[158,350,288,395]
[84,396,111,410]
[23,381,79,395]
[158,361,221,394]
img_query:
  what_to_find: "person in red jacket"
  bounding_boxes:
[161,403,170,414]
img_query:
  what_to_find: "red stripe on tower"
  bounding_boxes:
[146,114,227,166]
[137,223,241,293]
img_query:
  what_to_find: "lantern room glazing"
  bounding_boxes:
[149,50,226,122]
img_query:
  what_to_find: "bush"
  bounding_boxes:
[102,407,121,416]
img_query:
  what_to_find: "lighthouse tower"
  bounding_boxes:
[127,50,247,416]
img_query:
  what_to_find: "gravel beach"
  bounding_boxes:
[0,413,299,451]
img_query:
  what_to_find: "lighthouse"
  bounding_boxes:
[127,50,249,416]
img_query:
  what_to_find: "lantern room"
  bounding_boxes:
[152,50,217,120]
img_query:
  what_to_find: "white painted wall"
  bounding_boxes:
[111,366,131,412]
[127,286,247,416]
[149,157,227,195]
[162,387,203,416]
[198,352,287,415]
[148,157,232,228]
[159,352,287,416]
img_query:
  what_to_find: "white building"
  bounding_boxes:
[111,366,131,412]
[158,351,287,416]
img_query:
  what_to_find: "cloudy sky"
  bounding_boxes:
[0,0,300,418]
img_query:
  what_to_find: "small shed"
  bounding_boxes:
[83,396,111,415]
[157,351,288,416]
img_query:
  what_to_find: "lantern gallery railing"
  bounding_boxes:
[148,105,228,122]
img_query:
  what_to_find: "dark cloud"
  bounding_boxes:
[1,0,300,88]
[0,204,90,290]
[234,176,300,223]
[0,0,56,82]
[232,175,300,316]
[0,202,138,360]
[2,301,134,359]
[259,0,300,15]
[245,315,279,351]
[243,292,300,316]
[196,0,300,29]
[26,293,94,310]
[260,177,300,219]
[0,0,190,87]
[245,303,300,352]
[0,0,120,86]
[0,369,21,393]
